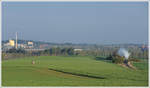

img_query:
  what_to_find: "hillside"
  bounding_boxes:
[2,56,148,86]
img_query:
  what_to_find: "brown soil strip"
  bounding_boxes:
[119,61,136,70]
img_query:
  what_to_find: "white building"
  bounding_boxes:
[74,49,83,52]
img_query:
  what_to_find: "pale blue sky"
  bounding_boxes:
[2,2,148,44]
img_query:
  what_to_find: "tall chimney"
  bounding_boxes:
[16,32,18,49]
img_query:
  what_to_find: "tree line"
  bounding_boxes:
[2,46,148,60]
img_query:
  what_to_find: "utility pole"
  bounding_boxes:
[16,32,18,49]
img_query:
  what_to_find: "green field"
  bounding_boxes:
[2,56,148,86]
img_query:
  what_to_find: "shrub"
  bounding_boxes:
[128,58,141,62]
[106,55,113,60]
[112,55,125,64]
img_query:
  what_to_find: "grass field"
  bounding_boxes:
[2,56,148,86]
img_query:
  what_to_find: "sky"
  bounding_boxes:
[2,2,148,44]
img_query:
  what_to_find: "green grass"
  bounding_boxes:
[132,60,148,71]
[2,56,148,86]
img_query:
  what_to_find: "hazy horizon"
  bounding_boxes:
[2,39,147,45]
[2,2,148,44]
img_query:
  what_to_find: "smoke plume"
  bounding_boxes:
[117,48,130,59]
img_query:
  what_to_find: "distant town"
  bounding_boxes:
[2,32,148,51]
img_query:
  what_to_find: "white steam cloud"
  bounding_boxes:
[117,48,130,59]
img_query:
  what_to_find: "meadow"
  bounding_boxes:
[2,56,148,86]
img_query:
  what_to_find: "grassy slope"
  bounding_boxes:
[2,56,148,86]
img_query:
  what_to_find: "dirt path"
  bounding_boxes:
[119,61,136,70]
[126,62,136,70]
